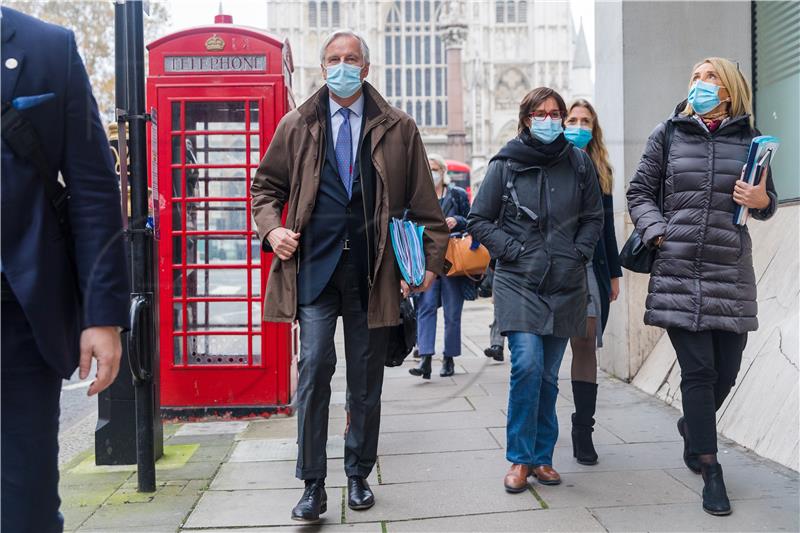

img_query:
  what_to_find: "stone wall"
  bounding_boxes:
[631,205,800,471]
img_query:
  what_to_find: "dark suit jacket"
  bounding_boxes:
[1,8,130,378]
[296,95,376,308]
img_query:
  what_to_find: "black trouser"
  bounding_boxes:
[667,327,747,455]
[1,298,64,533]
[295,252,389,480]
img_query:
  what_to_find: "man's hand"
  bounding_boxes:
[267,227,301,260]
[609,277,620,302]
[416,270,437,293]
[733,175,770,210]
[400,270,437,298]
[79,326,122,396]
[445,217,457,230]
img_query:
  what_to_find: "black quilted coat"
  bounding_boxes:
[627,111,778,333]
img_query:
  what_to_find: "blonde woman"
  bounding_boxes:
[627,57,777,516]
[563,100,622,466]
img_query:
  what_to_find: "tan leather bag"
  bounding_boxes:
[445,234,491,279]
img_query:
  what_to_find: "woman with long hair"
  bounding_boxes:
[627,57,777,516]
[468,87,603,492]
[563,100,623,465]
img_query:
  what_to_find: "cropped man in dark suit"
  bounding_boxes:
[1,8,130,532]
[252,30,448,523]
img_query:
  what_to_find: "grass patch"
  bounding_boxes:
[528,484,549,509]
[68,444,200,475]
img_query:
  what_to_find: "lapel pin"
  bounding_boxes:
[5,58,18,69]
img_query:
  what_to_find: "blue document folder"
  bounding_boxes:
[390,217,426,287]
[734,135,780,225]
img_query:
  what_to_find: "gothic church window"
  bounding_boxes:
[384,1,447,127]
[496,1,527,24]
[309,1,339,28]
[309,1,318,26]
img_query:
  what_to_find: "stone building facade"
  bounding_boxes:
[265,0,592,181]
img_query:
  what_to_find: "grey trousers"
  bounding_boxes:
[295,253,388,480]
[489,313,504,347]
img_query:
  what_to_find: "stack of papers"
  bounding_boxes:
[734,135,780,225]
[390,217,426,287]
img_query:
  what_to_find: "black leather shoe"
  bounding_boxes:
[440,356,455,377]
[484,345,504,361]
[701,462,732,516]
[347,476,375,510]
[677,417,701,474]
[291,480,327,522]
[409,355,432,379]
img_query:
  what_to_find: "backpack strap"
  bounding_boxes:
[1,102,70,232]
[495,161,539,226]
[495,161,515,227]
[567,146,588,186]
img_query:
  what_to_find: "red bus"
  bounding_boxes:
[445,159,472,202]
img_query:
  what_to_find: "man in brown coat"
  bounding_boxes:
[251,30,448,522]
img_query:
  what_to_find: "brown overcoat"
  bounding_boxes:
[251,83,449,328]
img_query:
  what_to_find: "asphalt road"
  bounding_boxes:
[58,360,98,466]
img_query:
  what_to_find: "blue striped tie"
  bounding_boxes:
[335,107,353,198]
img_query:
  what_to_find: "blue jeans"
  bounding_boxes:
[506,332,569,466]
[416,276,465,357]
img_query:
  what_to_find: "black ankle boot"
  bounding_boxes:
[571,381,598,465]
[484,345,504,362]
[701,462,732,516]
[409,355,432,379]
[440,356,455,377]
[677,417,701,474]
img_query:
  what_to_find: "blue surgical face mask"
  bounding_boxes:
[564,126,593,149]
[688,80,722,115]
[325,62,364,98]
[530,117,564,144]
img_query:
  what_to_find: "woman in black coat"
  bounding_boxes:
[468,87,603,492]
[563,99,623,466]
[627,57,777,517]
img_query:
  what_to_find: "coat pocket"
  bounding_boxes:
[545,256,586,295]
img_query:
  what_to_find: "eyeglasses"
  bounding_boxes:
[529,111,563,121]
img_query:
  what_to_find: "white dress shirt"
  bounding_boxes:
[329,93,364,165]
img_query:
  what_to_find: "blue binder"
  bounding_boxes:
[733,135,780,225]
[390,217,426,287]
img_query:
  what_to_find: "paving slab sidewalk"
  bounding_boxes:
[60,301,800,532]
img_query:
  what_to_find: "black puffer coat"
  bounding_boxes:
[627,111,778,334]
[468,135,604,338]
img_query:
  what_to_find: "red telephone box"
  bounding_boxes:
[146,14,298,413]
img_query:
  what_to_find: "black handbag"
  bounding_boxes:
[385,298,417,367]
[618,230,655,273]
[620,121,674,274]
